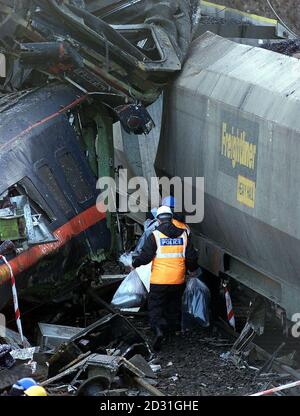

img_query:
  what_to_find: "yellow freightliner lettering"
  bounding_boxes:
[221,122,257,170]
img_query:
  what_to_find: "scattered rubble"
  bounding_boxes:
[0,259,299,397]
[1,289,300,397]
[0,306,161,396]
[263,39,300,56]
[0,345,15,369]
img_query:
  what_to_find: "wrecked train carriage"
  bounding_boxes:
[0,0,200,309]
[0,84,111,309]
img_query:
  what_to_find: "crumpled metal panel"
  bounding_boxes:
[88,0,200,63]
[0,0,199,105]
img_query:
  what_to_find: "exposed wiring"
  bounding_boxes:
[266,0,298,38]
[63,76,128,111]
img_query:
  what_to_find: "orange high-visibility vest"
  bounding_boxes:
[172,219,190,235]
[151,230,188,285]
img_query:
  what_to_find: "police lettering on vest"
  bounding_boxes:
[151,230,188,285]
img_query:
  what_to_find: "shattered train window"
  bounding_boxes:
[38,165,71,213]
[58,152,93,204]
[18,177,55,223]
[0,181,57,247]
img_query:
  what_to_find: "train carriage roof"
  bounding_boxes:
[0,83,85,148]
[0,83,86,194]
[176,32,300,132]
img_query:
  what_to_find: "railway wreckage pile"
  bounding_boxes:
[0,0,199,310]
[0,0,204,397]
[1,0,300,397]
[0,0,201,397]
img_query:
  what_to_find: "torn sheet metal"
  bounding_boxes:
[2,328,31,350]
[42,351,161,396]
[128,354,156,379]
[86,354,121,373]
[48,313,151,377]
[38,323,84,351]
[0,0,199,105]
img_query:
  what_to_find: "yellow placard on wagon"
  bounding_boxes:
[237,175,256,209]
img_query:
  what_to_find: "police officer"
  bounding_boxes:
[132,206,198,350]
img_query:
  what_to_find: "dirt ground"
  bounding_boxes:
[216,0,300,33]
[154,331,260,396]
[133,318,269,397]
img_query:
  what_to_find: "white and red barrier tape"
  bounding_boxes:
[224,285,236,330]
[250,379,300,396]
[0,255,25,346]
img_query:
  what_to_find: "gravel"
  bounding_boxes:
[263,39,300,55]
[200,16,251,25]
[215,0,300,35]
[133,319,265,396]
[155,330,263,396]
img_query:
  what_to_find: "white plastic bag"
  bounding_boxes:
[111,269,147,309]
[135,263,151,292]
[182,277,211,328]
[119,252,133,268]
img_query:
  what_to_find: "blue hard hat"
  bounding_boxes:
[162,196,176,209]
[16,378,37,390]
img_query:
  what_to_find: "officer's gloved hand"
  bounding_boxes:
[119,252,133,267]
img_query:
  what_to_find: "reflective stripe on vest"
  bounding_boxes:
[150,230,188,285]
